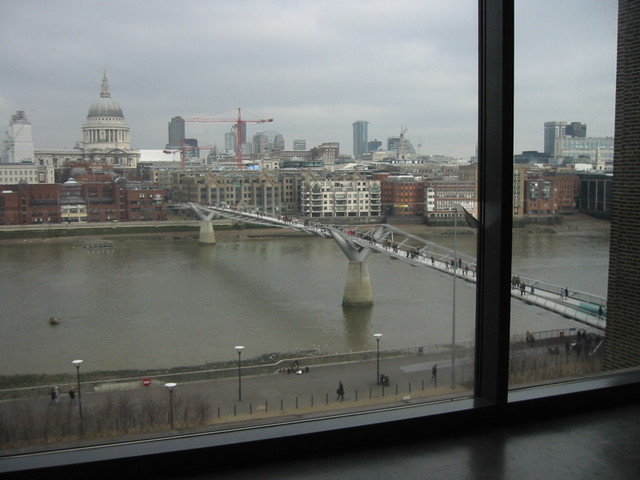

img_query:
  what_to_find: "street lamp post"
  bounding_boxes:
[451,205,461,389]
[164,382,177,430]
[374,333,383,384]
[235,345,244,401]
[71,359,84,434]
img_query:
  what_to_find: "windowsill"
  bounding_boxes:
[0,394,476,473]
[3,370,639,475]
[508,369,640,403]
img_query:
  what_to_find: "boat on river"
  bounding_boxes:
[84,240,115,249]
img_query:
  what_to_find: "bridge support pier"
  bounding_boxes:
[342,261,373,307]
[199,220,216,245]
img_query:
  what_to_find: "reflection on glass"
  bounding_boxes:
[0,0,479,456]
[509,0,617,388]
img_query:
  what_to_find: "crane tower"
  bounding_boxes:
[180,108,273,169]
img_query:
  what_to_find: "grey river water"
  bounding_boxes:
[0,226,610,375]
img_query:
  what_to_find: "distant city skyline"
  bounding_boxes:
[0,1,617,158]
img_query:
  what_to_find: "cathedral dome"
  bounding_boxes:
[87,72,124,118]
[88,97,123,117]
[82,72,134,157]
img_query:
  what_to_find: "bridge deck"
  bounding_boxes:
[188,203,607,331]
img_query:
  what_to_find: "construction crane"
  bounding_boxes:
[398,126,408,160]
[181,108,273,169]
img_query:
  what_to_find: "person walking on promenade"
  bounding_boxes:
[336,381,345,401]
[431,364,438,387]
[50,386,59,405]
[69,387,77,406]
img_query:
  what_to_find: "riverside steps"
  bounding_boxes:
[0,328,604,456]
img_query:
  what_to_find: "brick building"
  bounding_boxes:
[0,176,164,225]
[378,174,425,216]
[424,179,476,221]
[604,0,640,370]
[523,172,579,215]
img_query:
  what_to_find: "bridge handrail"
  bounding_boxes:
[187,203,608,330]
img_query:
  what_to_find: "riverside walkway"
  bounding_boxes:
[0,328,600,459]
[190,203,607,331]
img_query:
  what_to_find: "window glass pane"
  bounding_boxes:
[0,0,478,457]
[510,0,618,388]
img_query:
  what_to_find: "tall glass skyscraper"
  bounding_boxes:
[352,120,369,158]
[167,116,185,149]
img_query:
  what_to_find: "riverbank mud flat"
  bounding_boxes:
[0,213,609,246]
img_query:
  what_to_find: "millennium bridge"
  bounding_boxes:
[186,202,607,332]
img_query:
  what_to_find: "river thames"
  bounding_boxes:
[0,220,609,375]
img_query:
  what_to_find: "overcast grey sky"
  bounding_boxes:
[0,0,617,159]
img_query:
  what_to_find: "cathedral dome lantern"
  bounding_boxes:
[88,73,124,117]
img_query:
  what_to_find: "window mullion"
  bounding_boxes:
[474,0,514,407]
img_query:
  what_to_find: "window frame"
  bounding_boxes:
[2,0,639,476]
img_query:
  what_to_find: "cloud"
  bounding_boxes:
[0,0,616,158]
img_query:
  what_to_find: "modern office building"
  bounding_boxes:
[387,134,416,158]
[253,132,269,155]
[544,121,585,152]
[367,139,382,152]
[544,120,612,166]
[555,136,614,166]
[224,131,236,153]
[544,121,568,155]
[1,110,35,164]
[352,120,369,158]
[578,172,612,219]
[167,116,185,149]
[565,121,587,137]
[252,131,285,156]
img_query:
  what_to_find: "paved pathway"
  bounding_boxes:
[1,333,594,456]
